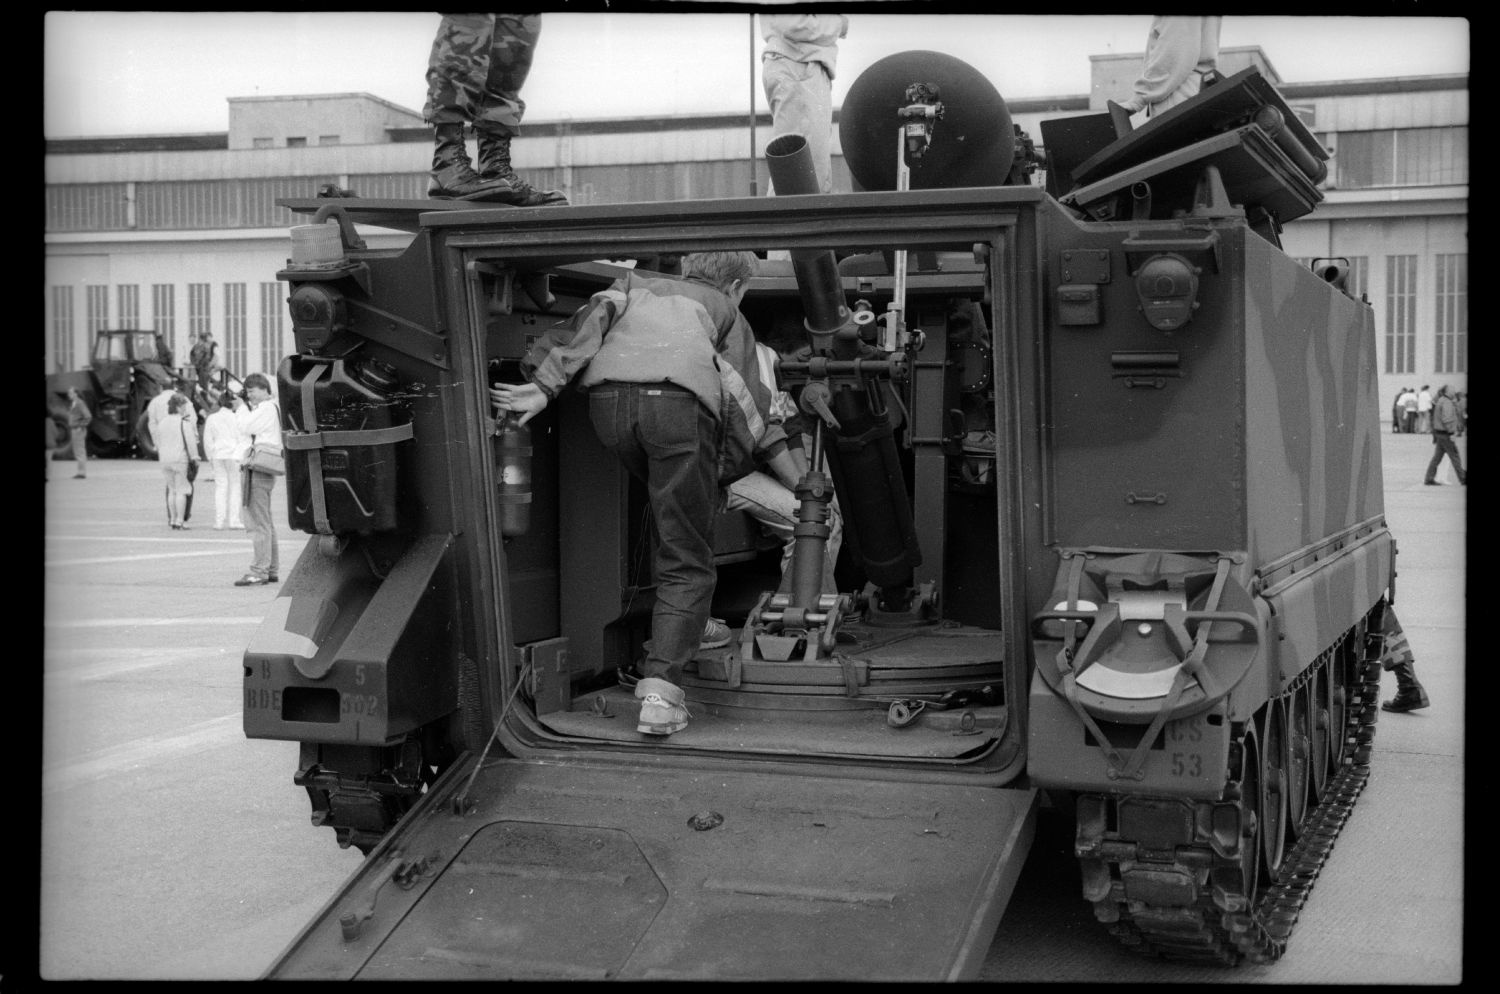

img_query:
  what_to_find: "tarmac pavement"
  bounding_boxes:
[35,430,1465,981]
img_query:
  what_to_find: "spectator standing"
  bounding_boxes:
[65,388,91,479]
[1390,392,1403,434]
[1115,16,1223,122]
[203,392,245,530]
[424,13,567,205]
[1423,385,1467,486]
[1416,384,1433,434]
[761,13,849,195]
[155,393,199,530]
[233,373,283,587]
[490,252,794,738]
[1399,386,1418,434]
[148,384,200,524]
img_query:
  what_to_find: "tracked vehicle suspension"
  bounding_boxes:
[1076,608,1386,964]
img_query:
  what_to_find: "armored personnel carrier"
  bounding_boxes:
[245,52,1397,977]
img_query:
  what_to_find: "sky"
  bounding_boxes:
[43,10,1469,139]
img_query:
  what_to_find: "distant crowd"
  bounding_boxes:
[1392,384,1467,436]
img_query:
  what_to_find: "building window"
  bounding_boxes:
[318,135,340,146]
[252,137,274,149]
[286,137,307,148]
[1383,255,1417,375]
[260,281,286,374]
[117,284,140,328]
[152,284,176,359]
[1434,254,1467,374]
[224,282,247,375]
[51,286,75,372]
[1333,126,1468,189]
[188,283,211,350]
[86,284,109,334]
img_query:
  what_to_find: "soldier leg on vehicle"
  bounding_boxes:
[473,14,566,206]
[762,55,836,195]
[424,14,513,201]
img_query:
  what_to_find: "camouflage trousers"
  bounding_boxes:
[1380,608,1424,692]
[424,13,541,135]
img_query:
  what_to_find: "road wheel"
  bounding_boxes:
[1286,681,1313,837]
[1308,665,1330,806]
[1233,732,1263,908]
[1259,700,1288,880]
[135,412,158,458]
[1326,640,1352,775]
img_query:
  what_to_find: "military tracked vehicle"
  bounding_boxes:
[245,51,1399,977]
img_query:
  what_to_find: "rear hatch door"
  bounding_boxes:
[266,756,1036,980]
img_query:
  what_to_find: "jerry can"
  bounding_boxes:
[279,354,413,535]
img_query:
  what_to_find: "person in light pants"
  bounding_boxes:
[203,391,244,530]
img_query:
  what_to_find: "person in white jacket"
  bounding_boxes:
[231,373,283,586]
[202,391,244,530]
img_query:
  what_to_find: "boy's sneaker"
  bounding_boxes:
[635,677,690,736]
[701,617,732,649]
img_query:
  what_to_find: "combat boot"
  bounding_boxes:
[476,129,569,206]
[1381,687,1430,713]
[428,124,512,200]
[635,676,690,736]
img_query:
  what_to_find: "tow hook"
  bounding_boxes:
[339,851,433,941]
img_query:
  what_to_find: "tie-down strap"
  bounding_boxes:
[280,363,414,535]
[1056,553,1237,781]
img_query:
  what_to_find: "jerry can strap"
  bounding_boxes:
[284,363,414,535]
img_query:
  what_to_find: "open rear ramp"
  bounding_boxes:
[266,759,1036,980]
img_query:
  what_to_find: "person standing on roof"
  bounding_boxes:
[761,13,849,195]
[1116,16,1223,121]
[424,13,567,206]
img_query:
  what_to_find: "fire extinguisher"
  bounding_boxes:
[494,411,532,537]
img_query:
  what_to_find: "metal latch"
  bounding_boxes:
[339,851,434,941]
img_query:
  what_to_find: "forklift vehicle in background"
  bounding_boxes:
[46,329,176,458]
[245,52,1397,978]
[45,327,243,458]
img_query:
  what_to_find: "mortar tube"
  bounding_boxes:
[765,134,861,359]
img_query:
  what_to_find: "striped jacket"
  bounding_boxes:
[522,271,788,485]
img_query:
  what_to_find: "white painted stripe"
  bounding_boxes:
[42,712,242,795]
[45,645,243,683]
[46,617,268,629]
[46,534,250,542]
[47,550,247,566]
[47,540,302,567]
